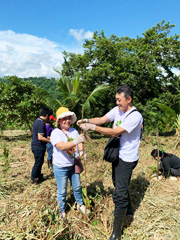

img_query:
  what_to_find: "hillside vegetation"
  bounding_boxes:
[0,130,180,240]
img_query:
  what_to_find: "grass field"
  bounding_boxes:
[0,130,180,240]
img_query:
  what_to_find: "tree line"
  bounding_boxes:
[0,21,180,134]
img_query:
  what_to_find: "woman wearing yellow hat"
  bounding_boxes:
[50,107,89,219]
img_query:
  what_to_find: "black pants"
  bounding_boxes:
[170,168,180,176]
[112,158,138,209]
[31,146,46,180]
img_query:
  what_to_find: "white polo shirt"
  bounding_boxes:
[106,106,143,162]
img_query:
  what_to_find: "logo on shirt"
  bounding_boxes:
[67,137,75,158]
[116,120,122,126]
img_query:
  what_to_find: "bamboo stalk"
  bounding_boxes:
[82,106,88,221]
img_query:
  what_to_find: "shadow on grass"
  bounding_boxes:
[125,175,150,228]
[66,180,114,213]
[64,175,149,232]
[159,130,176,136]
[0,134,32,142]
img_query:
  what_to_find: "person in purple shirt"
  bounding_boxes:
[46,115,56,169]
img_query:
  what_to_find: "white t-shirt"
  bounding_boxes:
[50,127,79,168]
[106,106,143,162]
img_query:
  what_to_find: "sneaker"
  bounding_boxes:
[60,212,66,219]
[77,205,90,214]
[60,212,67,223]
[169,176,177,180]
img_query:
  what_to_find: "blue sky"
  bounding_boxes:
[0,0,180,78]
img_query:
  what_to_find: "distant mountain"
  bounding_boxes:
[0,76,61,99]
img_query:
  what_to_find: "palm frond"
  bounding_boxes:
[35,87,63,109]
[155,102,176,117]
[72,72,80,95]
[53,68,62,76]
[63,95,80,109]
[83,84,109,111]
[175,114,180,130]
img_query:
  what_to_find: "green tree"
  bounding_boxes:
[55,71,109,119]
[0,76,50,132]
[61,21,180,127]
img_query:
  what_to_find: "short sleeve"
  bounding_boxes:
[120,112,143,133]
[37,122,46,135]
[105,107,116,122]
[50,129,63,146]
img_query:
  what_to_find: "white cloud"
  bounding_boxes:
[0,30,84,78]
[69,29,93,42]
[158,66,180,77]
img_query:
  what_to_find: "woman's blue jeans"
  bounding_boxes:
[53,164,84,213]
[46,142,53,161]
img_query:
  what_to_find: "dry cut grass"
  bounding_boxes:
[0,130,180,239]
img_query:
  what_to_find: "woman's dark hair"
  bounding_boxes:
[151,149,173,159]
[116,84,133,102]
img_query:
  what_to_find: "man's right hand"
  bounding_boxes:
[77,118,89,126]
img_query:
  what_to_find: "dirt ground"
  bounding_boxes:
[0,130,180,240]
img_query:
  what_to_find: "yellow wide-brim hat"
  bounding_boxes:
[56,107,77,125]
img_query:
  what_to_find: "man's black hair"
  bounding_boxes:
[116,84,133,102]
[40,107,52,117]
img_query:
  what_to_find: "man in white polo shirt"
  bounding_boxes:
[78,84,143,240]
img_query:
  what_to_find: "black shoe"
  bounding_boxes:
[37,174,46,183]
[109,208,127,240]
[39,173,44,179]
[31,178,39,184]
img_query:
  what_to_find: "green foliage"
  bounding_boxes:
[93,219,99,226]
[61,21,180,130]
[145,100,178,133]
[82,187,92,207]
[1,21,180,133]
[175,114,180,134]
[0,76,50,131]
[83,84,109,112]
[1,147,10,174]
[24,76,61,99]
[151,165,157,173]
[55,71,109,119]
[55,71,81,110]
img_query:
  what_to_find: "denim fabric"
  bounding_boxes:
[53,164,83,213]
[31,146,46,180]
[112,158,138,209]
[46,142,53,161]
